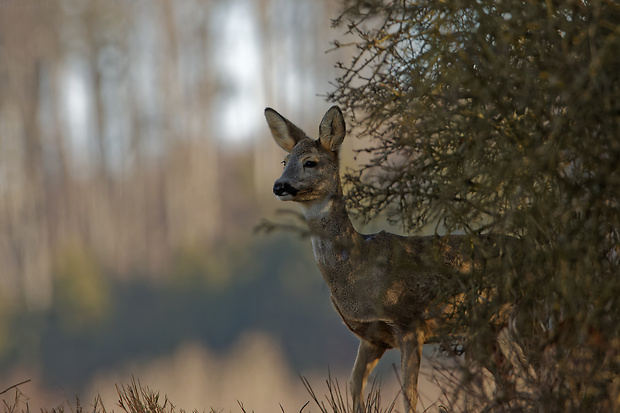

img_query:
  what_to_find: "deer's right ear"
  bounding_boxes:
[265,108,306,153]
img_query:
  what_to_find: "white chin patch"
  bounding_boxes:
[299,198,332,220]
[277,194,295,201]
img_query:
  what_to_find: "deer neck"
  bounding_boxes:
[298,194,362,286]
[299,194,358,242]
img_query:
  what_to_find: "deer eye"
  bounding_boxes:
[281,160,287,167]
[304,160,317,168]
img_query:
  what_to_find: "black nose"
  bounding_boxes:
[273,182,298,197]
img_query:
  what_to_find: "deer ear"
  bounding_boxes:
[265,108,307,153]
[319,106,346,152]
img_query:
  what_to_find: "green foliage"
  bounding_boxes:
[331,0,620,410]
[53,244,111,331]
[0,235,355,395]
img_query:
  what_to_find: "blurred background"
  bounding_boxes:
[0,0,419,411]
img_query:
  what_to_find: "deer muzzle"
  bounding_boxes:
[273,181,299,198]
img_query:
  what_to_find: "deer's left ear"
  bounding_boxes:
[319,106,346,152]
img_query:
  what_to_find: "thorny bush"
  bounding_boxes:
[330,0,620,411]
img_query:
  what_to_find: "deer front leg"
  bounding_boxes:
[398,328,425,413]
[351,339,386,413]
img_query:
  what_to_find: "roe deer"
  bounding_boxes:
[265,106,519,412]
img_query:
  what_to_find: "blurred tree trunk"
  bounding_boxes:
[0,0,340,310]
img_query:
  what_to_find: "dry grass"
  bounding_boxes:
[301,373,396,413]
[1,375,396,413]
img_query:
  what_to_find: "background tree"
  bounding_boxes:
[0,1,355,408]
[331,0,620,410]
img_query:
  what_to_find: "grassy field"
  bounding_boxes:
[1,376,400,413]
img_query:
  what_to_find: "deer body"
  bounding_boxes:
[265,106,507,412]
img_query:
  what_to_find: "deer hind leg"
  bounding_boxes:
[496,327,537,397]
[351,339,386,413]
[398,328,425,413]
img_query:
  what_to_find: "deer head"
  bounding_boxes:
[265,106,346,205]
